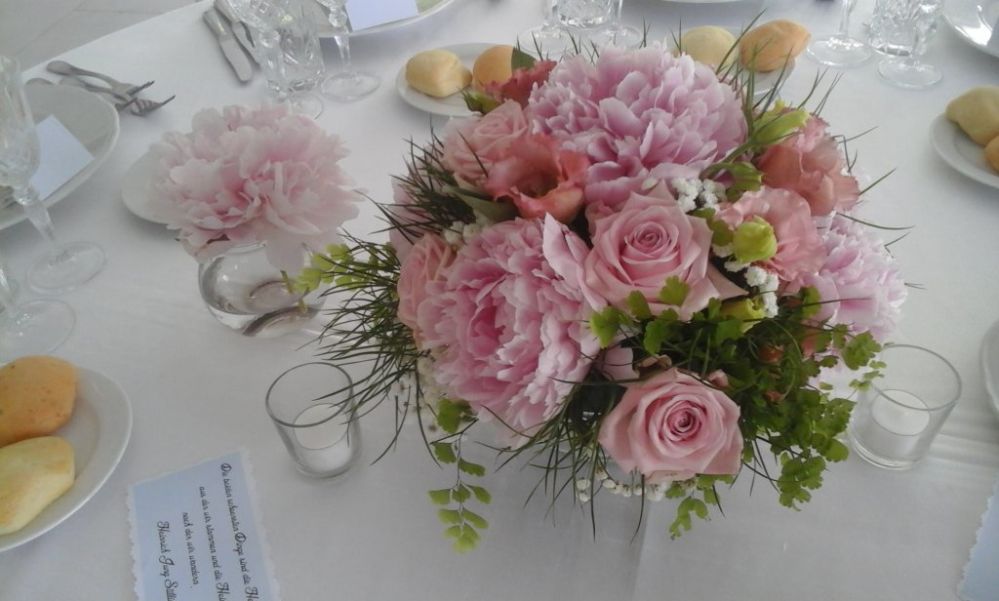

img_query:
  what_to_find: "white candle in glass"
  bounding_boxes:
[294,403,354,474]
[866,389,930,459]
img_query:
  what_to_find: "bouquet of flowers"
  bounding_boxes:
[297,43,906,551]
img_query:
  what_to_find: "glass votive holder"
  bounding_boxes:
[265,362,361,478]
[847,344,961,470]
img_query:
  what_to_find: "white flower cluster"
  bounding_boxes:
[573,470,687,503]
[670,177,726,213]
[442,212,493,246]
[745,265,780,317]
[408,357,448,438]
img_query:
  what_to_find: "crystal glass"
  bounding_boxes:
[848,344,961,470]
[0,255,75,360]
[265,362,361,478]
[587,0,642,49]
[314,0,380,102]
[556,0,616,32]
[518,0,570,56]
[0,56,106,295]
[874,0,943,88]
[228,0,325,116]
[807,0,872,67]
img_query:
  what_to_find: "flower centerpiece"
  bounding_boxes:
[296,44,905,550]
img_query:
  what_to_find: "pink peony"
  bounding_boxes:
[584,193,744,319]
[598,369,743,483]
[529,47,747,214]
[717,187,825,283]
[416,217,598,441]
[396,234,455,346]
[756,115,860,217]
[150,104,359,271]
[485,60,557,107]
[797,216,906,339]
[484,133,589,224]
[440,100,531,189]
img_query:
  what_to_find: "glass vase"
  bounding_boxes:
[198,243,322,338]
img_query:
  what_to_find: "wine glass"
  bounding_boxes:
[807,0,872,67]
[314,0,380,102]
[0,255,75,360]
[0,56,106,295]
[588,0,643,49]
[876,0,943,88]
[518,0,570,57]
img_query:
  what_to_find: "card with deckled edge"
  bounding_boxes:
[960,473,999,601]
[31,115,93,200]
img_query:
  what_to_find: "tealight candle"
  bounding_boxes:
[865,389,930,458]
[293,403,355,474]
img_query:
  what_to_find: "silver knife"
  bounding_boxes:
[203,8,253,83]
[214,0,257,64]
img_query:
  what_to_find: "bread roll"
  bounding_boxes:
[946,86,999,146]
[676,26,737,68]
[738,20,810,72]
[472,45,514,92]
[405,49,472,99]
[0,437,75,536]
[985,137,999,173]
[0,356,77,447]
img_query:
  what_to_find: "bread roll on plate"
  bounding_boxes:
[946,86,999,146]
[0,437,75,536]
[676,26,737,68]
[0,356,77,447]
[406,49,473,98]
[472,45,514,92]
[738,20,810,72]
[985,137,999,173]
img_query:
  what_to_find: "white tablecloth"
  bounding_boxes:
[2,0,999,598]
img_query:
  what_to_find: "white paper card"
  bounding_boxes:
[960,473,999,601]
[30,115,93,200]
[128,451,280,601]
[345,0,418,31]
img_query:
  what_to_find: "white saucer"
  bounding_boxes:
[0,83,119,232]
[395,43,493,118]
[0,367,133,552]
[929,114,999,190]
[944,0,999,59]
[120,150,172,225]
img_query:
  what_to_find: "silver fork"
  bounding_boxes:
[128,94,176,116]
[46,59,151,100]
[56,76,151,109]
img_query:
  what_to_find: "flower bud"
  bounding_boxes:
[720,298,766,332]
[732,217,777,263]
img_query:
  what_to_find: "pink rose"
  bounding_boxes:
[717,187,825,283]
[484,133,589,224]
[598,369,743,483]
[756,116,860,217]
[396,234,454,346]
[584,193,744,319]
[485,60,557,107]
[441,100,531,189]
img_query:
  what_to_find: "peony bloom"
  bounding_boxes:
[416,217,598,442]
[440,100,531,189]
[756,115,860,217]
[150,104,360,271]
[717,187,825,283]
[797,216,906,340]
[598,369,743,483]
[584,193,744,319]
[484,133,589,224]
[485,59,557,107]
[529,47,747,214]
[396,234,455,346]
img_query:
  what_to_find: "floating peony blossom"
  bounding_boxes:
[529,47,747,215]
[416,217,598,442]
[150,104,360,271]
[441,100,531,190]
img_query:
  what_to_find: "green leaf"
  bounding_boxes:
[469,485,492,504]
[589,307,625,348]
[453,526,480,553]
[433,442,457,464]
[462,89,501,114]
[453,485,471,503]
[511,46,537,70]
[428,489,452,505]
[436,399,465,434]
[444,525,464,540]
[463,510,489,530]
[458,459,486,477]
[842,333,881,370]
[438,509,462,525]
[444,185,518,222]
[659,276,690,307]
[643,316,670,356]
[713,318,744,344]
[626,291,653,320]
[664,482,687,499]
[823,439,849,462]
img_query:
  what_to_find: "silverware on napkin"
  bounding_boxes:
[46,60,152,100]
[214,0,257,62]
[203,8,254,83]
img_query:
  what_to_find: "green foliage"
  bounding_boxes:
[589,306,630,348]
[626,291,653,320]
[511,46,537,70]
[429,435,490,553]
[659,276,690,307]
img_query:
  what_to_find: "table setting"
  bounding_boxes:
[1,0,999,599]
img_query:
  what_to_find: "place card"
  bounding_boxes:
[960,473,999,601]
[345,0,418,31]
[31,115,93,200]
[128,451,280,601]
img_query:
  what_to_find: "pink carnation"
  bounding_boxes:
[529,47,747,214]
[756,115,860,217]
[416,217,598,442]
[396,234,454,346]
[150,104,359,271]
[486,60,557,107]
[441,100,531,189]
[598,369,743,483]
[717,187,825,283]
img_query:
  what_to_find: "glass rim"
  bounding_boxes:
[872,343,962,411]
[265,361,355,428]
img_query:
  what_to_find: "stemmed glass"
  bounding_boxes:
[0,256,75,360]
[877,0,943,88]
[315,0,380,101]
[589,0,643,49]
[518,0,569,56]
[807,0,872,67]
[0,56,105,295]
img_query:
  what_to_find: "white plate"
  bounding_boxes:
[313,0,459,38]
[944,0,999,59]
[982,319,999,418]
[120,150,171,225]
[0,83,119,232]
[0,367,132,553]
[395,42,492,118]
[929,114,999,189]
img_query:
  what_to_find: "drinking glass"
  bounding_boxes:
[588,0,642,49]
[0,256,75,360]
[315,0,380,102]
[518,0,570,56]
[848,344,961,470]
[807,0,872,67]
[0,56,105,295]
[874,0,943,88]
[265,362,361,478]
[556,0,616,40]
